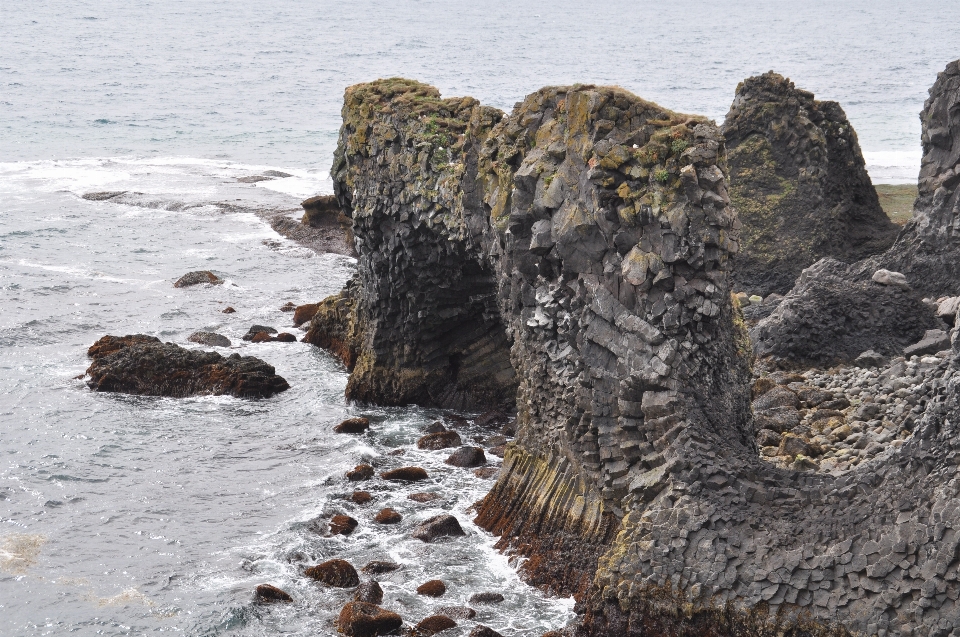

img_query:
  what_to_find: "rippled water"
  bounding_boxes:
[2,2,959,635]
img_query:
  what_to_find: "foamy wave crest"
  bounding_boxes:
[863,150,922,185]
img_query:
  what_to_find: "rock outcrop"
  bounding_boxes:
[302,80,517,410]
[310,74,960,636]
[85,335,289,398]
[752,61,960,366]
[723,72,898,296]
[297,194,357,257]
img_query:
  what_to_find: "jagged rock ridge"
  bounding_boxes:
[723,72,898,296]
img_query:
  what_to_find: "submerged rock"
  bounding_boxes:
[353,580,384,605]
[411,515,464,542]
[85,335,289,398]
[346,464,374,481]
[723,72,897,295]
[438,607,476,620]
[361,561,401,575]
[336,601,403,637]
[408,492,441,503]
[329,514,358,536]
[416,431,462,450]
[174,270,223,287]
[188,331,231,347]
[444,446,486,468]
[305,559,359,588]
[468,627,504,637]
[351,490,372,504]
[335,417,371,434]
[373,508,402,524]
[468,592,504,604]
[254,583,292,603]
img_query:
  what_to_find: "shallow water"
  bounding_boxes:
[2,2,959,635]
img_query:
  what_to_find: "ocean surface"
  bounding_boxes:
[1,1,958,635]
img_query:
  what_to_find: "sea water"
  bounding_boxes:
[1,1,958,635]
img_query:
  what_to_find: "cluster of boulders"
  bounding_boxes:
[254,409,518,636]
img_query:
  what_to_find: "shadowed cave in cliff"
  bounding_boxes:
[302,63,960,637]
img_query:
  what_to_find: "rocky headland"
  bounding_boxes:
[295,60,960,637]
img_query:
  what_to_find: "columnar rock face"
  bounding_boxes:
[723,72,898,296]
[306,79,516,409]
[752,61,960,366]
[314,74,960,636]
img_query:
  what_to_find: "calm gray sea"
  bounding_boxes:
[0,1,958,635]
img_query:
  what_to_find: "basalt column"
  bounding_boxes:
[305,79,516,410]
[472,86,754,600]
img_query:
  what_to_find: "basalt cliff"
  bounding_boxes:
[307,64,960,637]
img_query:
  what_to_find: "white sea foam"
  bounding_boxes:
[863,150,922,185]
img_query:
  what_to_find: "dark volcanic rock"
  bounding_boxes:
[188,331,231,347]
[413,615,456,636]
[300,194,357,257]
[85,335,289,398]
[280,301,296,312]
[174,270,223,287]
[346,464,374,481]
[242,325,277,341]
[750,258,938,366]
[329,514,358,536]
[222,306,236,313]
[337,601,403,637]
[305,559,359,587]
[417,431,462,450]
[415,579,446,597]
[473,467,499,479]
[354,580,384,605]
[408,492,441,503]
[411,515,464,542]
[373,508,402,524]
[351,490,372,504]
[722,72,897,295]
[469,627,503,637]
[381,467,428,482]
[424,421,447,434]
[444,446,486,468]
[439,607,476,620]
[904,328,951,357]
[293,302,320,327]
[468,592,504,604]
[254,583,292,603]
[274,332,297,342]
[335,417,371,434]
[361,561,401,575]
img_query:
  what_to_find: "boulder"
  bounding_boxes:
[188,331,231,347]
[361,561,401,575]
[242,325,277,341]
[354,580,384,605]
[750,377,775,398]
[335,417,371,434]
[413,615,456,636]
[85,335,289,398]
[487,445,506,458]
[174,270,223,287]
[411,515,465,542]
[722,72,897,295]
[468,592,504,604]
[753,407,801,433]
[293,303,320,327]
[423,421,447,434]
[329,514,358,536]
[751,386,798,410]
[351,491,372,504]
[381,467,428,482]
[778,434,816,458]
[854,349,886,367]
[417,431,462,450]
[904,329,951,357]
[473,467,499,479]
[337,602,403,637]
[416,579,446,597]
[469,627,504,637]
[872,269,910,289]
[254,584,292,603]
[280,302,296,312]
[221,306,236,313]
[346,464,374,481]
[305,559,359,587]
[274,332,297,342]
[756,429,781,448]
[444,446,486,468]
[374,508,402,524]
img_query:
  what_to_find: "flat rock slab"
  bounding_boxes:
[85,335,289,398]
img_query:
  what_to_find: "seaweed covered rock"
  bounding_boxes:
[303,79,516,410]
[723,72,897,296]
[85,335,289,398]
